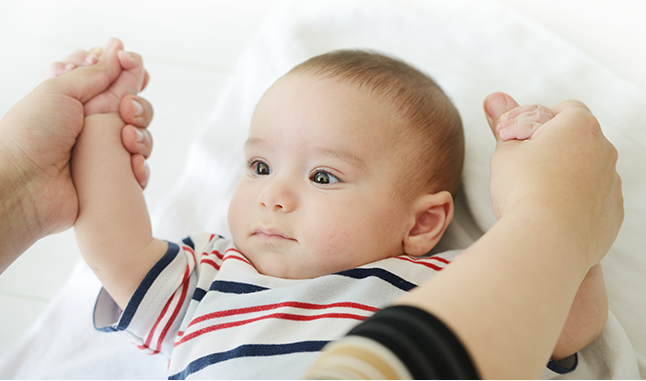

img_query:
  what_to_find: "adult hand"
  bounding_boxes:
[388,94,624,379]
[0,38,153,273]
[46,43,154,189]
[484,92,623,269]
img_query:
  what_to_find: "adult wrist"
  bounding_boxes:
[0,145,41,273]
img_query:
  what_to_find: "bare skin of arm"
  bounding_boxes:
[492,100,609,361]
[71,40,167,309]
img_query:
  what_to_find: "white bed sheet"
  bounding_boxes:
[1,0,644,379]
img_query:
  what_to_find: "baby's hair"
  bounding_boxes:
[287,50,464,200]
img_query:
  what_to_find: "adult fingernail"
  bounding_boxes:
[140,161,150,188]
[485,94,508,119]
[132,99,143,117]
[135,128,145,143]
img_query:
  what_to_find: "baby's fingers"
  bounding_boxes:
[45,47,103,79]
[497,105,555,141]
[499,121,544,141]
[499,104,553,123]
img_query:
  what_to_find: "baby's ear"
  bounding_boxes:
[402,191,454,257]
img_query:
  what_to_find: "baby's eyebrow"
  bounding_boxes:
[244,137,367,171]
[316,147,368,171]
[244,137,264,149]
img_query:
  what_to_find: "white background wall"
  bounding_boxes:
[0,0,644,356]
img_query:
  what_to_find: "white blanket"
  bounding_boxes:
[1,0,645,378]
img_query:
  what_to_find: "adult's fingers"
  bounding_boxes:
[122,124,152,159]
[119,94,153,128]
[142,70,150,91]
[131,154,150,189]
[550,99,591,115]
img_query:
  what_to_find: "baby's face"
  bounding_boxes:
[228,73,414,279]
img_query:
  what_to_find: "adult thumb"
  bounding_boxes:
[483,92,519,142]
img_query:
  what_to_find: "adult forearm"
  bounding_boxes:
[396,205,589,379]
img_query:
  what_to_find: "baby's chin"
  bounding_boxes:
[254,262,324,280]
[248,254,333,280]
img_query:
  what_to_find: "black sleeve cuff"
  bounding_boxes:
[547,353,578,374]
[347,305,479,379]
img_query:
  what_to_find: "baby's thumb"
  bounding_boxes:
[483,92,519,143]
[52,38,123,103]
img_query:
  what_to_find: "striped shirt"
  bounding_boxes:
[93,232,459,379]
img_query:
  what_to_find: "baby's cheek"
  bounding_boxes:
[228,192,248,237]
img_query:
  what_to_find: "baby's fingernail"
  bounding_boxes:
[132,99,143,117]
[65,63,76,71]
[135,128,145,143]
[498,127,508,140]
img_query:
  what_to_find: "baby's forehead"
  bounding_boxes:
[253,72,420,152]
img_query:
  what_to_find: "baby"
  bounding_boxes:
[65,42,606,379]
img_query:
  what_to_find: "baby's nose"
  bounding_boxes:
[258,179,296,212]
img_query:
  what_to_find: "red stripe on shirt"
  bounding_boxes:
[428,255,450,264]
[175,312,368,347]
[394,256,445,270]
[144,287,176,353]
[200,258,221,270]
[207,249,224,260]
[221,254,252,266]
[153,262,193,354]
[182,245,194,256]
[187,301,378,329]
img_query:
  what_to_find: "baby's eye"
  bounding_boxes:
[311,171,340,185]
[250,160,272,176]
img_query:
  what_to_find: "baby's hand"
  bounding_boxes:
[495,104,555,141]
[46,47,104,78]
[46,41,148,116]
[84,49,147,116]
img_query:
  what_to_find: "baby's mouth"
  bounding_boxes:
[252,228,296,242]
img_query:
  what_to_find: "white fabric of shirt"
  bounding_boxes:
[94,232,460,379]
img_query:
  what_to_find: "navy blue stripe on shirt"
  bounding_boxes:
[335,268,417,292]
[182,236,195,250]
[209,280,269,294]
[112,242,180,331]
[168,341,329,379]
[192,287,207,302]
